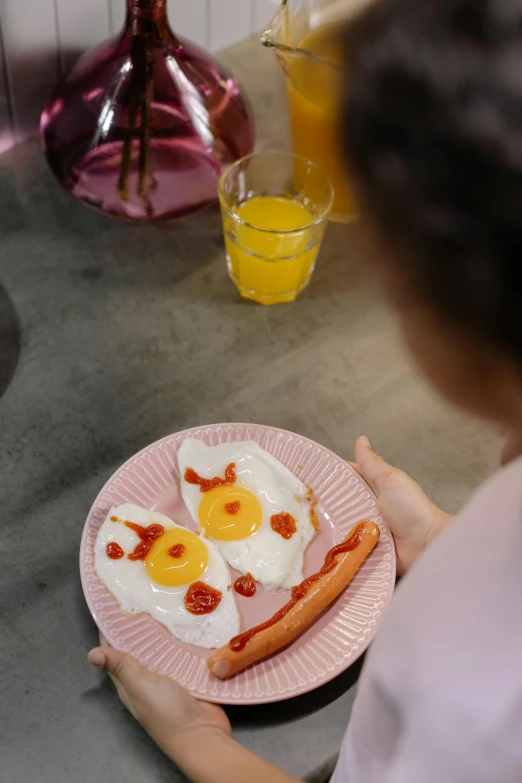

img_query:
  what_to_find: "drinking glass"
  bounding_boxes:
[219,150,333,305]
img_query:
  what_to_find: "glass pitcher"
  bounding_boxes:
[262,0,370,222]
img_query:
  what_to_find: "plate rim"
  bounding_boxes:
[80,422,396,704]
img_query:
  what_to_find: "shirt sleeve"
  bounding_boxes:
[332,461,522,783]
[382,701,522,783]
[333,685,522,783]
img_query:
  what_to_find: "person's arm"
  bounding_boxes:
[88,644,300,783]
[170,728,299,783]
[350,436,451,574]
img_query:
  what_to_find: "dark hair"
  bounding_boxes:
[342,0,522,360]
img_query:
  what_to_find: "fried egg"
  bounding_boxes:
[178,439,317,591]
[94,503,240,649]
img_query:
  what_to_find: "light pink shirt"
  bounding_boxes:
[333,456,522,783]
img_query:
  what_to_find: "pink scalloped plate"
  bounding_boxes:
[80,423,395,704]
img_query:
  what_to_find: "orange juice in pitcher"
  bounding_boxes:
[287,26,350,217]
[262,0,371,222]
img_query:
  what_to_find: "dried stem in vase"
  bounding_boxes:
[118,1,153,209]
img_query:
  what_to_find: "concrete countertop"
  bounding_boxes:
[0,38,501,783]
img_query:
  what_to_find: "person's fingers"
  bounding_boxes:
[92,634,136,710]
[353,436,395,495]
[88,644,138,716]
[347,460,362,476]
[88,646,146,695]
[111,675,135,716]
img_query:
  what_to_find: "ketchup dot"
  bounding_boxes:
[106,542,124,560]
[128,541,153,561]
[234,573,256,597]
[168,543,185,559]
[270,512,296,540]
[184,582,222,615]
[184,463,236,493]
[124,521,164,542]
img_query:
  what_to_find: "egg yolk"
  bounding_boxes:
[145,528,208,587]
[198,485,262,540]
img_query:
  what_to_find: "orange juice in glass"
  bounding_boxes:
[219,151,333,305]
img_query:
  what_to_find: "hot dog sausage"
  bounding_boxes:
[208,519,380,679]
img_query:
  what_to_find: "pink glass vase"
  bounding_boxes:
[40,0,254,220]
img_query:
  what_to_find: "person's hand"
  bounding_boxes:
[88,635,300,783]
[88,634,230,762]
[350,436,451,574]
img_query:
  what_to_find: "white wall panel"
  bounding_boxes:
[253,0,278,33]
[109,0,126,35]
[55,0,110,74]
[169,0,208,48]
[0,0,59,142]
[0,14,14,153]
[209,0,252,52]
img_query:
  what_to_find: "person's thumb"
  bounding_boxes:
[354,436,394,495]
[88,646,143,692]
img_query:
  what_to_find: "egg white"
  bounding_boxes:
[94,503,240,649]
[178,440,317,591]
